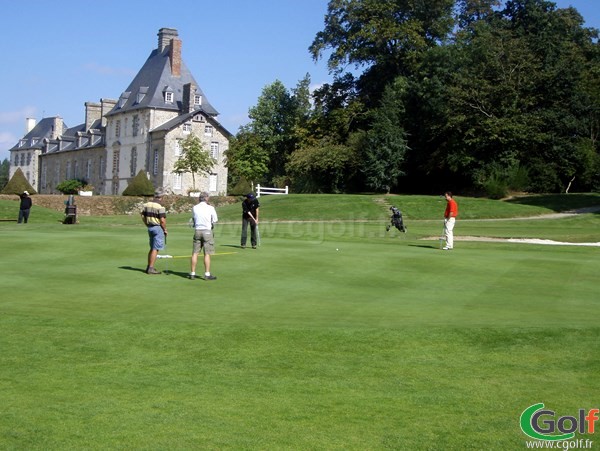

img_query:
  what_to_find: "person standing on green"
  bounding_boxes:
[18,191,32,223]
[442,191,458,250]
[241,193,260,249]
[141,189,168,274]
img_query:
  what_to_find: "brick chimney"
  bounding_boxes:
[182,83,196,113]
[100,98,118,127]
[157,27,178,52]
[51,117,64,139]
[85,101,102,130]
[170,37,181,77]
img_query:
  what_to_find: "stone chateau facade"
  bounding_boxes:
[8,28,230,196]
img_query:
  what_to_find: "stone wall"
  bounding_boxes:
[0,194,238,216]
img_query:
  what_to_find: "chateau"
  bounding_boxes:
[8,28,230,195]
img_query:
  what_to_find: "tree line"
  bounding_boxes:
[226,0,599,196]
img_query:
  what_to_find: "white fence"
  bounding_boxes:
[256,184,289,198]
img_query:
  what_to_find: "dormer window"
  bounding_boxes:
[19,139,25,147]
[118,92,130,108]
[163,86,174,104]
[194,94,202,105]
[136,87,148,104]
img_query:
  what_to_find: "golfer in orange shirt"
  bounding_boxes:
[443,191,458,250]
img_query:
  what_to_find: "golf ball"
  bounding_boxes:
[336,248,339,251]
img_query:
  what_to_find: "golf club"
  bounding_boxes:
[247,212,260,247]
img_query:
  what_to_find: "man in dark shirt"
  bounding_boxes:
[18,191,32,224]
[241,193,260,249]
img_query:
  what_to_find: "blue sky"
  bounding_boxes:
[0,0,597,162]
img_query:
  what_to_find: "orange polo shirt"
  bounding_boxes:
[445,198,458,218]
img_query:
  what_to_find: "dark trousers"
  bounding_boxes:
[18,209,30,223]
[241,217,257,247]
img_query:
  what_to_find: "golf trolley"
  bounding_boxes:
[386,206,407,233]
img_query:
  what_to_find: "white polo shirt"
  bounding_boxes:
[192,202,218,231]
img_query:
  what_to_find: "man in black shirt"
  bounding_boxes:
[18,191,32,224]
[241,193,260,249]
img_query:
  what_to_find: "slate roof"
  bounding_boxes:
[9,117,69,151]
[151,109,232,138]
[106,46,219,117]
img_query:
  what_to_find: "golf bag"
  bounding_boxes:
[386,206,407,233]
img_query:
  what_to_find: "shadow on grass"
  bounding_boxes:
[505,193,600,213]
[119,266,147,274]
[119,266,196,279]
[408,244,440,250]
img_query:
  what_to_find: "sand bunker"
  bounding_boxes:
[428,236,600,247]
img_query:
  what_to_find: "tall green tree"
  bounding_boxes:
[310,0,455,107]
[362,77,410,192]
[225,129,270,188]
[172,134,215,191]
[242,77,314,185]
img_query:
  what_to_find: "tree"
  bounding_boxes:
[1,167,36,195]
[310,0,455,107]
[123,170,155,196]
[225,129,270,188]
[173,134,215,191]
[286,138,359,193]
[362,77,410,192]
[0,158,9,190]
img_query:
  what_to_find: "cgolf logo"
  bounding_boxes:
[520,403,599,441]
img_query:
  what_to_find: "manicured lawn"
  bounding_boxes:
[0,194,599,449]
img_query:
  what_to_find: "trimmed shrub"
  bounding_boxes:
[1,168,37,195]
[122,170,155,196]
[56,179,85,194]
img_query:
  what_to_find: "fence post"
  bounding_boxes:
[256,184,261,197]
[285,186,288,195]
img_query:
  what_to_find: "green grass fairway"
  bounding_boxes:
[1,194,599,449]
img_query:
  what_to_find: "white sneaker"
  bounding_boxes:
[442,246,453,250]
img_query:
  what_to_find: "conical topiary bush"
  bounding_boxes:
[1,167,37,195]
[122,170,155,196]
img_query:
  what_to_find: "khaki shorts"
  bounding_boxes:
[192,229,215,255]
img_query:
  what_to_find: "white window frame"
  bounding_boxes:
[183,123,192,134]
[165,92,174,103]
[174,139,182,157]
[209,173,217,192]
[204,125,213,136]
[210,142,219,159]
[173,172,182,190]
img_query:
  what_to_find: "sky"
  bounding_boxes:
[0,0,598,162]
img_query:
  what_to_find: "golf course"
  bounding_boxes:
[1,193,599,449]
